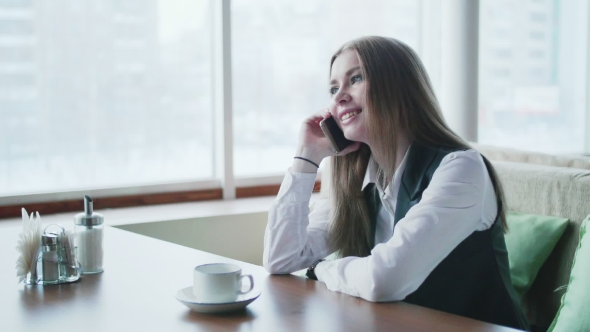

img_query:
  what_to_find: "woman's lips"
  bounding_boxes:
[340,109,362,125]
[341,110,361,120]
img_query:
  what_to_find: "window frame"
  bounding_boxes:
[3,0,590,220]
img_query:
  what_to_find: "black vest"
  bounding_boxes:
[365,143,529,330]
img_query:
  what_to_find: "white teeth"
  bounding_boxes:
[341,110,360,121]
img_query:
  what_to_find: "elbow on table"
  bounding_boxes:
[263,258,293,275]
[362,289,406,303]
[263,262,282,274]
[360,279,408,303]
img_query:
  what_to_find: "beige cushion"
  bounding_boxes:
[472,142,590,170]
[491,161,589,327]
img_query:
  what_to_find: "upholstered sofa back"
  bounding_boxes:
[472,143,590,170]
[475,144,590,328]
[319,144,590,328]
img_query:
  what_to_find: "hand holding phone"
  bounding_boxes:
[319,116,353,154]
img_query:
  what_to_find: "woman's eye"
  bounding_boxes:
[351,75,363,83]
[329,87,339,95]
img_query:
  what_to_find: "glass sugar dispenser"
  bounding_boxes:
[74,195,104,274]
[37,224,81,285]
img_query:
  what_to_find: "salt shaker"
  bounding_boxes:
[74,195,104,274]
[40,233,61,284]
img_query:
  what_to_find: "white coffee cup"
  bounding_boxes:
[192,263,254,303]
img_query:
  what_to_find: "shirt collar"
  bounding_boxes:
[361,147,410,195]
[362,156,377,190]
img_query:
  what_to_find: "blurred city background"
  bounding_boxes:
[0,0,586,195]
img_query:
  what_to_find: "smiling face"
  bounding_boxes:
[329,49,368,144]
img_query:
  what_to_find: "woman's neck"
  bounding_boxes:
[368,133,410,182]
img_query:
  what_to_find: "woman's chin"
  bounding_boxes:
[343,131,366,144]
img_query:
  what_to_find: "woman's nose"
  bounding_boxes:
[334,89,351,105]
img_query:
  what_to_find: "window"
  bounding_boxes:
[478,0,587,154]
[530,12,546,23]
[0,0,213,196]
[3,0,589,209]
[0,0,32,7]
[0,19,33,35]
[529,31,545,40]
[529,50,544,58]
[0,46,34,61]
[231,0,420,176]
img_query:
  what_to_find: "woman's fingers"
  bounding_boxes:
[305,109,330,124]
[295,109,338,161]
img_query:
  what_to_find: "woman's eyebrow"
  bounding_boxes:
[329,66,361,85]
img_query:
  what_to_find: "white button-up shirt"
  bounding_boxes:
[263,149,498,302]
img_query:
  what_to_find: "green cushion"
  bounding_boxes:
[504,212,569,300]
[549,217,590,332]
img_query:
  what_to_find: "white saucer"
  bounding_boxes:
[175,286,261,314]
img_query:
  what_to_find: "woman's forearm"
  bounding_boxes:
[263,169,332,274]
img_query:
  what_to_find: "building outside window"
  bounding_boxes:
[478,0,588,154]
[0,0,588,201]
[0,0,213,196]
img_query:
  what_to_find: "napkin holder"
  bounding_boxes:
[36,224,81,285]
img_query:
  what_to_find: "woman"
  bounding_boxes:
[263,36,528,330]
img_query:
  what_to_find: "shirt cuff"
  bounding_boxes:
[314,260,329,282]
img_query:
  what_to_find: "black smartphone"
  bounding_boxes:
[319,116,353,154]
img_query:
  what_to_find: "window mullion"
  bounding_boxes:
[584,2,590,154]
[212,0,236,199]
[440,0,479,142]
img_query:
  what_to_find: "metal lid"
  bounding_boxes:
[74,195,104,226]
[42,233,59,247]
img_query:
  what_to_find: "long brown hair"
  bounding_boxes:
[328,36,507,258]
